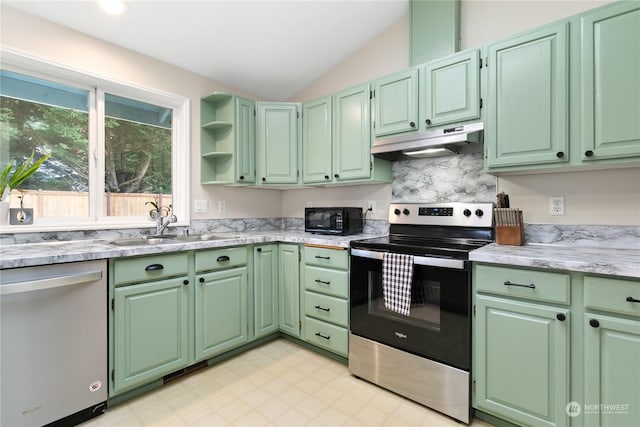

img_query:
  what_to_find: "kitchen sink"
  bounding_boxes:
[108,237,181,247]
[171,233,235,242]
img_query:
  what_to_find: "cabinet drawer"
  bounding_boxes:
[304,316,348,357]
[304,291,348,327]
[475,264,570,305]
[584,276,640,317]
[303,265,348,298]
[304,246,348,270]
[113,253,189,286]
[195,246,247,272]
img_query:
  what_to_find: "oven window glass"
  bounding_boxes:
[367,269,441,331]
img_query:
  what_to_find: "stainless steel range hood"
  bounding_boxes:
[371,122,484,160]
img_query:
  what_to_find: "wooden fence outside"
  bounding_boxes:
[8,190,172,218]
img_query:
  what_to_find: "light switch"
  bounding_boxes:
[194,199,208,213]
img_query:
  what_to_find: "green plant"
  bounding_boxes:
[0,150,51,201]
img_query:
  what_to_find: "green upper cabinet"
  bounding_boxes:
[579,1,640,162]
[410,0,460,66]
[257,102,301,185]
[302,96,333,184]
[372,68,419,137]
[485,22,569,169]
[421,49,481,129]
[201,93,256,185]
[235,97,257,183]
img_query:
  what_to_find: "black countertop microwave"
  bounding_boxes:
[305,207,363,235]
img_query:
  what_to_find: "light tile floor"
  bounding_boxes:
[84,339,493,427]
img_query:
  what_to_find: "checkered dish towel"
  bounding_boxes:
[382,252,414,316]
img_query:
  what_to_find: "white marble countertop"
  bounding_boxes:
[0,231,379,269]
[470,243,640,279]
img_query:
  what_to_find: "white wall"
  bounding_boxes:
[285,0,638,226]
[0,6,283,220]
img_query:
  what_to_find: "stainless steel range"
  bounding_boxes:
[348,202,494,424]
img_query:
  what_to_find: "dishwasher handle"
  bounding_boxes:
[0,270,103,296]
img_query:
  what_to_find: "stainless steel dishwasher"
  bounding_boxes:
[1,260,108,426]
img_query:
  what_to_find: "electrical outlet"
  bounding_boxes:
[194,199,208,213]
[218,200,226,214]
[549,196,565,216]
[367,200,376,214]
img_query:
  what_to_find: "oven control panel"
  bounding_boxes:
[389,202,494,227]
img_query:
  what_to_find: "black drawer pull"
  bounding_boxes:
[556,313,566,321]
[199,277,205,283]
[183,280,189,286]
[315,255,331,260]
[315,332,330,340]
[256,248,262,252]
[314,305,330,312]
[216,255,230,262]
[626,296,640,303]
[315,279,331,285]
[504,281,536,289]
[589,319,600,328]
[145,264,164,271]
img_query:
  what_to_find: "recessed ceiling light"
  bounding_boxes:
[98,0,127,15]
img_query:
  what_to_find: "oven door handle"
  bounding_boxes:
[350,248,465,270]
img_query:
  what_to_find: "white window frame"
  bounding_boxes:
[0,48,190,232]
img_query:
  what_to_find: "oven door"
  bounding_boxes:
[349,248,471,371]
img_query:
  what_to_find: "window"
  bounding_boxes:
[0,51,189,230]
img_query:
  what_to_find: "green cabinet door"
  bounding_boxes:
[580,2,640,161]
[195,267,248,361]
[302,96,333,184]
[279,244,300,337]
[257,102,300,184]
[253,244,279,338]
[113,277,189,394]
[486,22,569,168]
[475,295,569,427]
[373,68,419,137]
[235,96,256,183]
[333,83,372,181]
[422,49,480,128]
[584,313,640,427]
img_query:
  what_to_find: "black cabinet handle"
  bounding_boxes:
[626,296,640,303]
[314,305,330,312]
[262,177,266,182]
[585,150,594,157]
[256,248,262,252]
[556,313,566,321]
[334,174,339,179]
[409,121,415,128]
[239,175,245,180]
[556,151,565,158]
[324,175,330,180]
[216,255,230,262]
[425,119,431,125]
[315,332,330,340]
[183,280,189,286]
[199,277,205,283]
[589,319,600,328]
[504,281,536,289]
[145,264,164,271]
[315,279,331,285]
[315,255,330,260]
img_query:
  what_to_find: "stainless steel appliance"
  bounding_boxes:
[349,202,493,423]
[1,260,108,426]
[305,207,363,235]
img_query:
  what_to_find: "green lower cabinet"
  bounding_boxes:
[279,244,300,337]
[253,244,279,338]
[112,276,189,395]
[584,313,640,427]
[475,295,569,427]
[195,267,248,361]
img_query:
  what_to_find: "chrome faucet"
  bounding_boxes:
[156,213,177,235]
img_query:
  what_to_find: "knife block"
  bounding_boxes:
[496,225,524,246]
